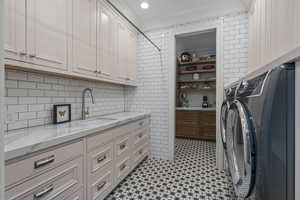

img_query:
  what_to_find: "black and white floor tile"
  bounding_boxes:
[106,139,235,200]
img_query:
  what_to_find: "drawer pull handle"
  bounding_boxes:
[34,184,54,199]
[138,133,143,138]
[120,163,126,171]
[120,143,126,150]
[139,149,143,155]
[97,181,106,191]
[97,155,107,163]
[139,121,144,126]
[34,155,55,169]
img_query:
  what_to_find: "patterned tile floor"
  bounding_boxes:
[106,139,235,200]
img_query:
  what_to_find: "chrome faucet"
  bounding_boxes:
[82,88,95,120]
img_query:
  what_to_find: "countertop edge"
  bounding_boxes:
[5,112,151,161]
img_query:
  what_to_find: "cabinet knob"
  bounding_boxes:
[97,181,106,191]
[97,155,107,163]
[120,143,126,150]
[18,51,27,56]
[28,54,36,58]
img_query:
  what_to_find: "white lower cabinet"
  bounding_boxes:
[5,117,150,200]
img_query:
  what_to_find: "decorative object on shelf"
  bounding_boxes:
[202,96,209,108]
[179,91,189,107]
[202,64,215,70]
[192,52,197,62]
[180,52,192,62]
[53,104,71,124]
[193,73,200,80]
[185,65,197,71]
[199,54,216,60]
[203,82,211,89]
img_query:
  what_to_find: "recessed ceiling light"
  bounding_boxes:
[140,2,149,9]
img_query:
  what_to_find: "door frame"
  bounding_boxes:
[167,18,225,169]
[0,0,5,197]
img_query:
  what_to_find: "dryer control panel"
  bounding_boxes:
[237,72,269,97]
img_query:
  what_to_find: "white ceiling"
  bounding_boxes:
[119,0,247,30]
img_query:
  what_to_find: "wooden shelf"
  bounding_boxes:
[179,69,216,74]
[179,59,216,66]
[179,87,216,91]
[177,78,216,83]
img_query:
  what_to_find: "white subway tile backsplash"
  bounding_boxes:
[7,70,27,81]
[28,72,44,82]
[19,97,37,104]
[7,105,28,113]
[5,97,18,105]
[7,88,27,97]
[28,89,44,97]
[6,80,18,88]
[5,69,125,132]
[18,81,37,89]
[8,120,28,130]
[28,104,44,112]
[19,112,36,120]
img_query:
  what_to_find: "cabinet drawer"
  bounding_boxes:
[87,141,114,174]
[87,128,116,152]
[115,133,131,161]
[66,188,84,200]
[133,143,149,168]
[131,118,150,132]
[5,140,84,187]
[115,157,131,183]
[88,170,114,200]
[5,156,83,200]
[133,127,149,147]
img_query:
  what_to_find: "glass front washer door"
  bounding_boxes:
[226,100,256,198]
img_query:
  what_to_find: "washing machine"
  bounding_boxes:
[220,83,239,150]
[224,63,295,200]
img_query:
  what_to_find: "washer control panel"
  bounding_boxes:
[237,72,269,97]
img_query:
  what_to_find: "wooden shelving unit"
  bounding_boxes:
[177,78,216,83]
[179,59,216,66]
[179,69,216,74]
[180,87,216,91]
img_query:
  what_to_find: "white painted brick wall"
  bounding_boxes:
[125,12,249,160]
[4,69,125,132]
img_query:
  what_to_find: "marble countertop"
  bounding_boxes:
[4,112,151,161]
[176,107,216,111]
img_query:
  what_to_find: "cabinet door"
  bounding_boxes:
[127,30,137,82]
[117,21,129,80]
[294,0,300,47]
[98,2,114,79]
[27,0,70,71]
[4,0,26,61]
[73,0,98,76]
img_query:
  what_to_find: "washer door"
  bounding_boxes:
[220,101,229,149]
[226,100,256,198]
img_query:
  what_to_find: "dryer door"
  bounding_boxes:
[226,100,256,198]
[220,101,229,149]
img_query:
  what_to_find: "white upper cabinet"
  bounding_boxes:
[116,21,137,82]
[248,0,299,72]
[98,1,114,79]
[294,0,300,47]
[3,0,138,86]
[26,0,70,71]
[117,21,129,80]
[4,0,26,61]
[73,0,98,76]
[127,30,137,82]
